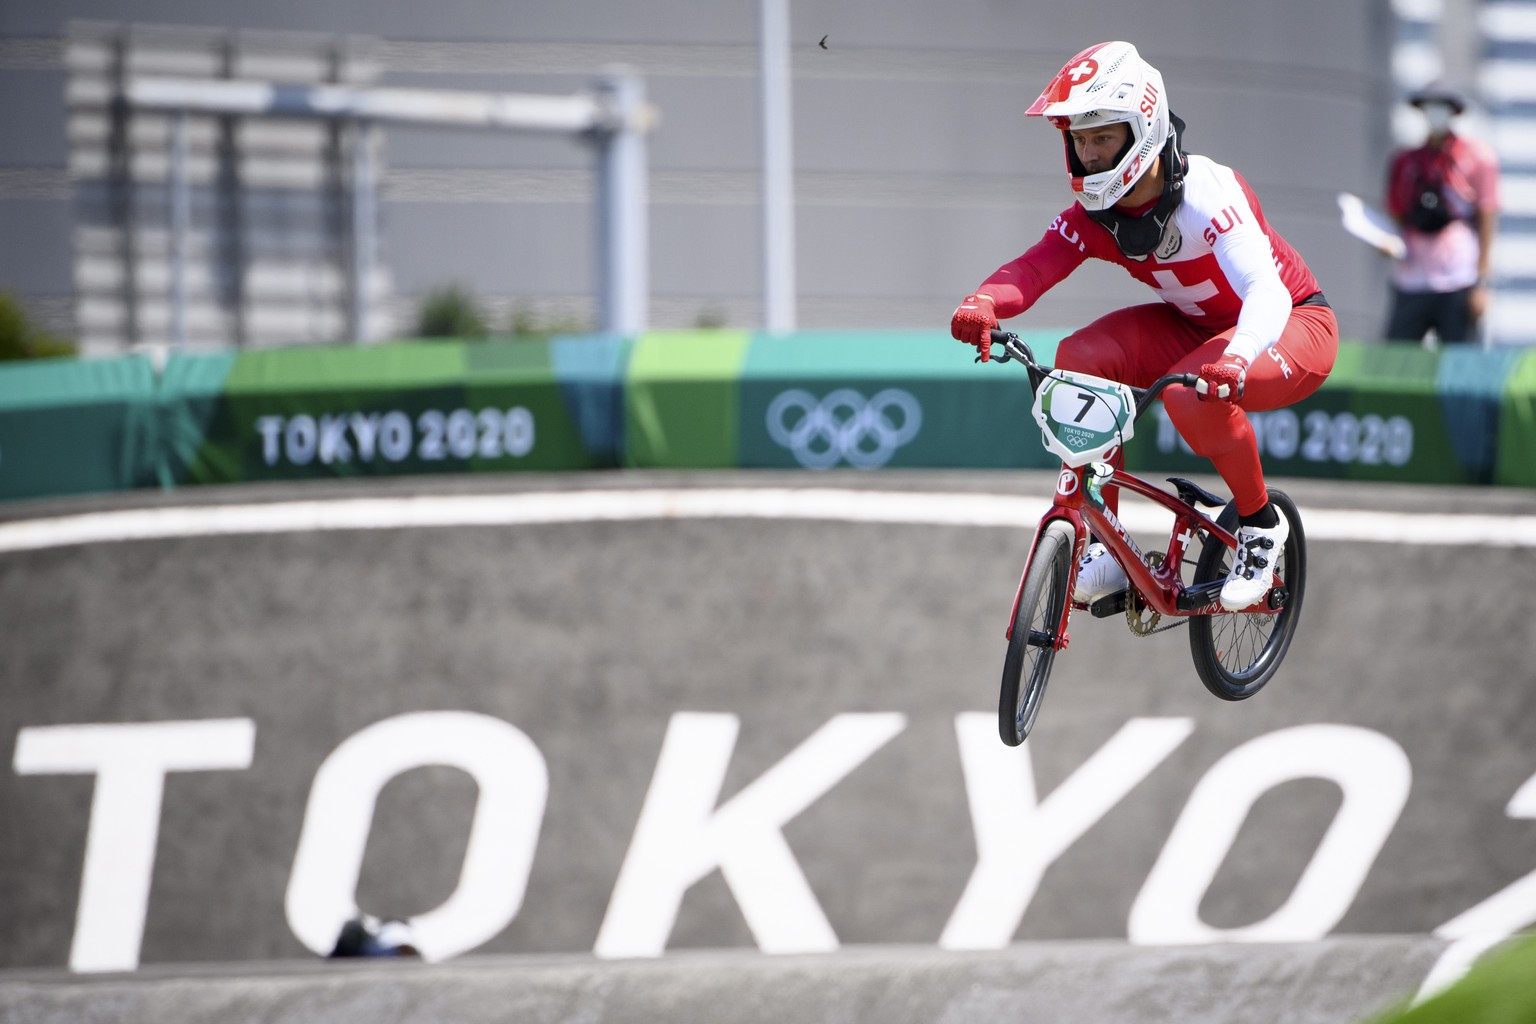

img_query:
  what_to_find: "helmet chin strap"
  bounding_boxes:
[1084,112,1189,259]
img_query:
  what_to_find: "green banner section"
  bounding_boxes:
[1496,348,1536,487]
[624,330,751,468]
[181,338,621,483]
[0,354,159,500]
[1125,342,1521,486]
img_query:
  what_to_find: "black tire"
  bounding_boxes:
[999,519,1074,746]
[1188,490,1307,700]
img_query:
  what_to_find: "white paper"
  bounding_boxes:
[1337,192,1406,260]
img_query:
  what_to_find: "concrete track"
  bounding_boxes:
[3,470,1535,1021]
[0,937,1446,1024]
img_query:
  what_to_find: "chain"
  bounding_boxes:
[1125,552,1190,637]
[1131,615,1189,637]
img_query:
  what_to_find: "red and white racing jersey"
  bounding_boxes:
[977,154,1320,364]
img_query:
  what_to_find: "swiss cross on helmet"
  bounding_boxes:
[1026,41,1188,257]
[1027,40,1169,210]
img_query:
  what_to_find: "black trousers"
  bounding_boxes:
[1385,286,1476,344]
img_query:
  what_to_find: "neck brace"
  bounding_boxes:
[1083,113,1190,258]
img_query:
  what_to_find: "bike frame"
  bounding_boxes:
[1004,461,1244,647]
[1011,459,1304,650]
[986,328,1287,650]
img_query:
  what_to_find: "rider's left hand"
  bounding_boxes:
[1195,354,1248,403]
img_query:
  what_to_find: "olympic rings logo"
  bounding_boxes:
[766,388,923,469]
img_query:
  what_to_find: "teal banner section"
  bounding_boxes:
[550,333,629,466]
[1437,345,1524,484]
[738,329,1065,470]
[0,354,159,500]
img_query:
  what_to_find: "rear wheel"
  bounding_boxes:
[998,520,1074,745]
[1188,490,1306,700]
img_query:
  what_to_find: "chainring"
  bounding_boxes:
[1126,552,1165,636]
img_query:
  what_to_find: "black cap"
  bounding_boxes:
[1408,82,1468,113]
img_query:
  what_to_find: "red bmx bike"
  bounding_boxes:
[982,330,1307,746]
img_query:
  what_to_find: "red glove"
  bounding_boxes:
[950,293,998,355]
[1195,354,1248,403]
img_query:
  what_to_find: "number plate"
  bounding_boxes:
[1031,370,1136,467]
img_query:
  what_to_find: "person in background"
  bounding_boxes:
[1383,83,1501,344]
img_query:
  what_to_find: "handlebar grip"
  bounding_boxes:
[989,328,1009,345]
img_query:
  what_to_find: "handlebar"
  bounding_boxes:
[982,329,1198,422]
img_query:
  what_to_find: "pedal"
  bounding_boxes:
[1168,477,1226,509]
[1090,589,1129,618]
[1176,579,1226,612]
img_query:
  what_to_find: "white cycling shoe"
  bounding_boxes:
[1220,516,1289,611]
[1073,542,1129,604]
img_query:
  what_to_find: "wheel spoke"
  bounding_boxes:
[1000,520,1073,745]
[1188,494,1305,701]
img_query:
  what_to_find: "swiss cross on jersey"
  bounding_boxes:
[1118,198,1247,327]
[1141,266,1225,318]
[1117,228,1245,328]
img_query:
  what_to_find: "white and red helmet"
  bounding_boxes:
[1026,41,1171,212]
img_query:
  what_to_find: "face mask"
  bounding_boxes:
[1422,103,1456,135]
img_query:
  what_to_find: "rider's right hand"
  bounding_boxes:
[950,293,998,355]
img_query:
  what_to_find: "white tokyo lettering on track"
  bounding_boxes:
[9,708,1535,993]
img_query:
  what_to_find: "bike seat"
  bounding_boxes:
[1168,477,1227,509]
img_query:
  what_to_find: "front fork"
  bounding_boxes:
[1003,466,1096,648]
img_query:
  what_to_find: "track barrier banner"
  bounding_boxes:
[0,333,1532,500]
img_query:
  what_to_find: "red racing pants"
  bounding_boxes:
[1053,302,1339,516]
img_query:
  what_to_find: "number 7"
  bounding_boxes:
[1075,392,1095,423]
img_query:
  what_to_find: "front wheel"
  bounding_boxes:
[999,519,1075,746]
[1188,490,1306,700]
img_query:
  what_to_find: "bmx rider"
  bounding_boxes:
[951,40,1339,611]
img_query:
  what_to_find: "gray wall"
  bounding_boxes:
[0,2,1395,345]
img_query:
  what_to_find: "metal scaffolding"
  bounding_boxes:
[123,69,653,345]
